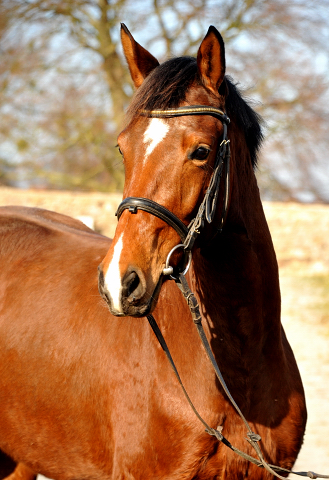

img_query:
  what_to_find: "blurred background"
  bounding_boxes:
[0,0,328,200]
[0,0,328,476]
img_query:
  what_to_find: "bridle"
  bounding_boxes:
[114,105,328,479]
[116,105,231,276]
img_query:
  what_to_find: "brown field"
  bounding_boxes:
[1,187,328,477]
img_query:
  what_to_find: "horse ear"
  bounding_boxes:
[121,23,160,88]
[197,26,226,97]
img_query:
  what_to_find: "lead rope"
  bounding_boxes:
[147,273,329,479]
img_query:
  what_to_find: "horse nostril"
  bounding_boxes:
[122,270,144,304]
[127,272,140,298]
[98,266,111,302]
[98,266,105,292]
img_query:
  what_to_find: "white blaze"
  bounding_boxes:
[104,233,124,314]
[143,118,169,158]
[103,119,169,313]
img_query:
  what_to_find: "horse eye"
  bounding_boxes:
[191,147,210,161]
[117,145,123,156]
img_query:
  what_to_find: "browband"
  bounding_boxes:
[140,105,230,125]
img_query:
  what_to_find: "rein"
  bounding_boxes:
[116,105,329,479]
[147,276,329,480]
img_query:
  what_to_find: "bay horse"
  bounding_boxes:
[0,25,307,480]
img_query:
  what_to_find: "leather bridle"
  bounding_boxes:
[114,105,329,479]
[116,105,231,275]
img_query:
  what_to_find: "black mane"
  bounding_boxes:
[126,56,263,168]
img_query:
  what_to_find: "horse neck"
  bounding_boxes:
[190,138,281,361]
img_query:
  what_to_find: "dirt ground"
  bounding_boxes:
[0,188,328,477]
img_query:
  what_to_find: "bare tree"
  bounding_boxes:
[0,0,328,198]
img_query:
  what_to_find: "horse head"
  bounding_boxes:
[98,24,231,317]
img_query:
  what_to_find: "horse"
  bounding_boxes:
[0,24,306,480]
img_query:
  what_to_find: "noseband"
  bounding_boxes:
[116,105,231,275]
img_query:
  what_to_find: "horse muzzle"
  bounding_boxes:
[98,264,163,317]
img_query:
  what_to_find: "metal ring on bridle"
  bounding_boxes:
[163,244,192,279]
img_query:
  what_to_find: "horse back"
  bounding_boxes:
[0,204,110,262]
[0,206,119,478]
[0,204,113,329]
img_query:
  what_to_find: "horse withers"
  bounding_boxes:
[0,25,306,480]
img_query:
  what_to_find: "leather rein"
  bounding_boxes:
[115,105,328,479]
